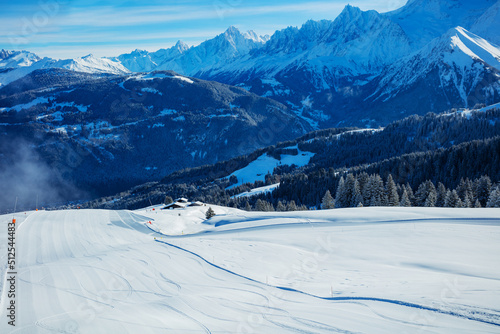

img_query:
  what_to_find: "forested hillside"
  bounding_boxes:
[74,107,500,211]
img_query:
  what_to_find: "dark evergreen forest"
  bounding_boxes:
[75,108,500,211]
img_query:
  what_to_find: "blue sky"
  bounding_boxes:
[1,0,407,59]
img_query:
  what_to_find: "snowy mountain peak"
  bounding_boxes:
[339,4,363,17]
[371,26,500,108]
[55,54,130,74]
[81,54,96,60]
[174,40,190,52]
[202,26,266,56]
[470,1,500,46]
[0,49,41,68]
[335,4,389,28]
[0,49,13,60]
[224,25,240,36]
[243,30,269,44]
[436,26,500,70]
[386,0,497,49]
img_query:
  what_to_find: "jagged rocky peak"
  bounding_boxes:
[430,26,500,69]
[0,49,13,59]
[0,49,42,67]
[243,30,269,44]
[173,40,190,52]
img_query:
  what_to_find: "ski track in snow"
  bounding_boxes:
[1,207,499,333]
[156,239,500,327]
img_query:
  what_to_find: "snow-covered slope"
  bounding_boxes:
[114,40,190,73]
[227,146,315,189]
[204,6,412,85]
[0,49,41,69]
[116,29,269,75]
[243,30,270,43]
[0,53,129,86]
[470,1,500,46]
[2,1,499,125]
[52,54,129,75]
[385,0,497,49]
[370,27,500,107]
[155,26,267,75]
[1,207,499,333]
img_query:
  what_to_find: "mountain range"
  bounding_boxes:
[2,0,499,126]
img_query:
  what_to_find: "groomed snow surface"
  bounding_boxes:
[1,206,499,333]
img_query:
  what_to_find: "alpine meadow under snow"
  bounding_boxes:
[1,0,500,333]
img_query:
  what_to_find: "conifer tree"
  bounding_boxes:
[436,183,447,207]
[364,174,385,206]
[400,188,411,207]
[335,176,345,208]
[386,174,399,206]
[486,187,500,208]
[415,180,437,207]
[255,199,267,211]
[287,200,298,211]
[425,190,437,207]
[463,192,472,208]
[344,174,361,207]
[164,195,173,205]
[405,183,415,206]
[357,172,370,203]
[476,176,492,207]
[276,200,286,212]
[321,190,335,209]
[444,190,460,207]
[205,207,216,219]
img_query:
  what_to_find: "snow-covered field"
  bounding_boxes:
[227,147,315,189]
[1,206,499,333]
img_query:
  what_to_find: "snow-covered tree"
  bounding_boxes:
[475,176,492,207]
[405,183,415,206]
[345,174,361,207]
[164,195,173,205]
[436,183,447,207]
[255,199,267,211]
[400,188,411,207]
[287,200,298,211]
[444,190,460,208]
[335,174,362,208]
[335,176,345,208]
[415,180,437,207]
[425,190,437,207]
[486,187,500,208]
[386,174,399,206]
[276,201,286,212]
[457,178,473,203]
[205,207,216,219]
[321,190,335,209]
[364,174,386,206]
[463,192,472,208]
